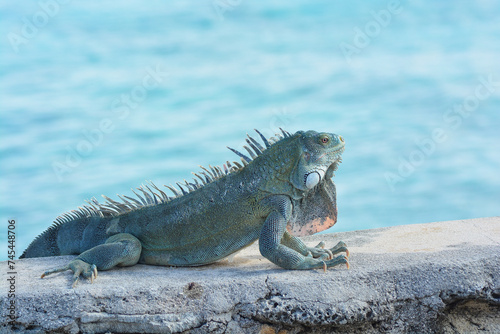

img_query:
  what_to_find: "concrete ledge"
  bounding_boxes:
[2,217,499,333]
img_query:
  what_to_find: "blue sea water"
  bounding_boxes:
[1,1,499,261]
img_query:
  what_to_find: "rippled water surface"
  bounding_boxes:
[1,1,499,260]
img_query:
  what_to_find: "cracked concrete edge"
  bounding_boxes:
[1,217,500,333]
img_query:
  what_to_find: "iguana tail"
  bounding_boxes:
[20,221,63,258]
[20,197,119,259]
[20,215,107,259]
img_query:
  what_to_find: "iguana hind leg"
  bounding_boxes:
[259,195,349,270]
[41,233,141,287]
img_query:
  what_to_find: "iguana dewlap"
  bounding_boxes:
[21,129,348,287]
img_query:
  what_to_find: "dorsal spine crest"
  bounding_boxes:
[47,128,292,226]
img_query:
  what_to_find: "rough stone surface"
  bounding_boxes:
[1,217,499,333]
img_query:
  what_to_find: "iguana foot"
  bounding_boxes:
[41,259,98,288]
[307,241,348,260]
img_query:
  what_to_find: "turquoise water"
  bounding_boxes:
[1,1,499,261]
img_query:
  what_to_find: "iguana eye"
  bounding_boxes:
[320,136,329,144]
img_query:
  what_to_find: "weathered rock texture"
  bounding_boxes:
[1,217,499,333]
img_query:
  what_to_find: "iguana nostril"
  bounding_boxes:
[339,136,344,143]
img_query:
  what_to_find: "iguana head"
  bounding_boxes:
[227,128,344,236]
[290,130,345,192]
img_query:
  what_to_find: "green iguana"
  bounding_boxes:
[21,129,348,287]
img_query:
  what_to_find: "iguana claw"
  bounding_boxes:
[92,264,98,280]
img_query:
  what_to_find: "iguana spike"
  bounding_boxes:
[183,180,195,192]
[100,204,117,214]
[137,186,155,205]
[214,166,223,178]
[209,165,219,178]
[241,157,249,166]
[79,206,92,216]
[176,183,188,196]
[223,164,228,175]
[91,198,108,216]
[280,127,289,138]
[165,185,180,197]
[148,181,169,202]
[243,145,257,160]
[117,194,136,208]
[83,206,94,215]
[102,195,121,207]
[200,172,212,183]
[192,172,207,185]
[254,129,270,148]
[71,209,83,218]
[85,199,100,211]
[247,135,264,154]
[215,166,224,177]
[144,184,162,204]
[89,205,100,215]
[123,195,143,207]
[74,208,83,217]
[131,189,147,206]
[99,205,119,215]
[227,146,251,163]
[82,206,93,215]
[200,165,216,179]
[192,178,201,188]
[111,202,128,213]
[102,195,127,212]
[233,161,243,169]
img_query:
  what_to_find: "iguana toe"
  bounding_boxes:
[314,241,326,249]
[308,240,348,260]
[41,265,70,279]
[71,267,83,288]
[329,241,348,258]
[325,254,349,270]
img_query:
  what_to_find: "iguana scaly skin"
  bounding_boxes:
[21,129,348,287]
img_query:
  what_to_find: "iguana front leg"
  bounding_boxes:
[41,233,141,287]
[259,195,348,270]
